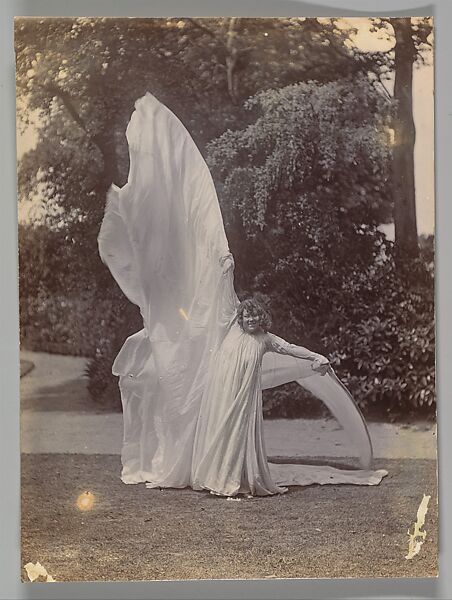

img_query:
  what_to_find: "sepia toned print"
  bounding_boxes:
[16,17,436,581]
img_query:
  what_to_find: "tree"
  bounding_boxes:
[392,18,433,261]
[16,17,388,203]
[370,17,433,262]
[207,77,393,340]
[15,17,381,296]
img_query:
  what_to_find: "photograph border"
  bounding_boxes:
[2,0,451,598]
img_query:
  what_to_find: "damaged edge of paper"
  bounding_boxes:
[405,493,431,560]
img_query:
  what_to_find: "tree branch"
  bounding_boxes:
[187,18,222,43]
[44,82,110,164]
[373,73,393,101]
[45,83,90,135]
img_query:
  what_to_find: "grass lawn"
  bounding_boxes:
[21,454,437,581]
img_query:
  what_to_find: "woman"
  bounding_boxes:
[191,297,331,497]
[98,93,387,494]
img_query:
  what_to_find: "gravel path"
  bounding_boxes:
[20,350,437,460]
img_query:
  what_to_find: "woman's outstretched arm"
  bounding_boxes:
[266,333,330,375]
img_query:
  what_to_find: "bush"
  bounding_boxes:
[324,252,435,420]
[259,244,435,421]
[263,384,329,419]
[21,291,109,356]
[20,284,142,409]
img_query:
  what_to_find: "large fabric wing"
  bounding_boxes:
[261,352,373,468]
[98,184,143,308]
[98,93,239,486]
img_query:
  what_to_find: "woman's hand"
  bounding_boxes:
[220,254,235,275]
[311,355,330,376]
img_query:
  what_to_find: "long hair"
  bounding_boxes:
[237,297,272,332]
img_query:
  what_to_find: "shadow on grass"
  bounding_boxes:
[269,456,362,470]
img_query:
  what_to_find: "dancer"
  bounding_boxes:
[191,297,332,497]
[98,93,387,495]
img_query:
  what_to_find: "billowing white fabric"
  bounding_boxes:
[261,352,374,469]
[98,92,387,495]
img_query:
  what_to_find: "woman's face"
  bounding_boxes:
[242,309,262,334]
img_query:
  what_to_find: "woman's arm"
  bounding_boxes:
[266,333,330,374]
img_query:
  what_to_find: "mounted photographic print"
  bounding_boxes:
[16,16,436,581]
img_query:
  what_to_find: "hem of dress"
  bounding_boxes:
[194,481,288,498]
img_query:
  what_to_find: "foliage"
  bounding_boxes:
[260,238,435,421]
[324,252,435,419]
[207,81,434,419]
[15,17,389,401]
[370,17,433,64]
[19,221,142,406]
[207,78,393,332]
[208,76,393,231]
[20,285,141,406]
[21,291,115,357]
[15,17,388,229]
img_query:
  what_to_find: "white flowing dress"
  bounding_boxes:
[98,92,387,495]
[192,324,328,496]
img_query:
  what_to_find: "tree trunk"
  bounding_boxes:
[225,17,240,104]
[94,130,120,190]
[392,18,419,262]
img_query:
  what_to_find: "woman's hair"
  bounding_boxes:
[237,297,272,332]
